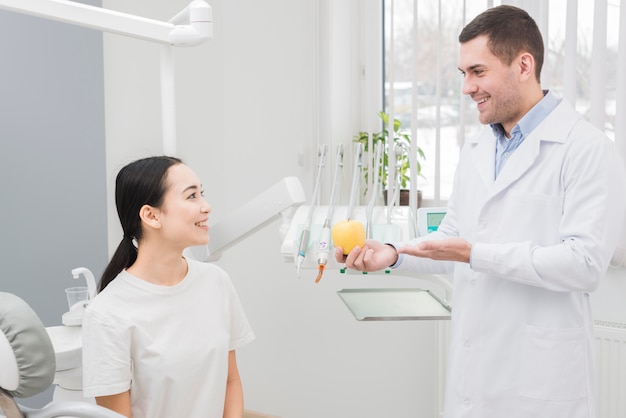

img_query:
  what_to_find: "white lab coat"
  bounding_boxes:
[395,98,626,418]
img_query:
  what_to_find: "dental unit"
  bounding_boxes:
[280,138,447,273]
[280,139,454,322]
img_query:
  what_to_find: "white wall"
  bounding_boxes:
[102,0,440,417]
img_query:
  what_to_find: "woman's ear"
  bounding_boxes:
[139,204,161,230]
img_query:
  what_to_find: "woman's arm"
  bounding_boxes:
[96,391,132,418]
[223,350,244,418]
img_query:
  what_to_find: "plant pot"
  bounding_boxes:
[383,189,422,207]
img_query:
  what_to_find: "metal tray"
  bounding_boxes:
[337,288,451,321]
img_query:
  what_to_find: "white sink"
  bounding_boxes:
[45,326,82,371]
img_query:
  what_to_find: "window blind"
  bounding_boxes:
[383,0,624,203]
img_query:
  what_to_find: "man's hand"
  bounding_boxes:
[334,239,399,272]
[397,238,471,263]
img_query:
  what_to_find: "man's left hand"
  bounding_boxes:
[397,238,472,263]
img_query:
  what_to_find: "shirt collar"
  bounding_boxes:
[490,90,560,138]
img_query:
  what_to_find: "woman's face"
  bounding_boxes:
[156,163,211,249]
[458,34,525,135]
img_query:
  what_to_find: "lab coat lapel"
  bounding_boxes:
[467,128,539,199]
[469,128,497,190]
[491,132,541,194]
[488,100,575,197]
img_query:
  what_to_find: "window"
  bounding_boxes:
[383,0,624,202]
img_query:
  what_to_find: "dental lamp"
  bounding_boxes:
[0,0,213,155]
[0,0,212,46]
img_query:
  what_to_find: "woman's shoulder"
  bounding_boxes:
[87,271,134,312]
[187,257,225,272]
[186,258,231,283]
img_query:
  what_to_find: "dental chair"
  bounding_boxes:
[0,292,123,418]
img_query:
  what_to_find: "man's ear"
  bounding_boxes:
[139,204,161,229]
[518,52,535,82]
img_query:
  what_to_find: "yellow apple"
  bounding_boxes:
[332,219,366,255]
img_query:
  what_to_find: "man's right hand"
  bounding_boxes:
[334,240,399,272]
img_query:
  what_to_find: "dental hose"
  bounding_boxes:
[386,144,403,225]
[297,144,327,277]
[366,141,383,239]
[347,143,363,221]
[315,145,344,283]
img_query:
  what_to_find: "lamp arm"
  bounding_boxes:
[0,0,212,46]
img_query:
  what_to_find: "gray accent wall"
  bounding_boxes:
[0,1,108,407]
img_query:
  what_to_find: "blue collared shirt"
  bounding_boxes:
[491,90,560,179]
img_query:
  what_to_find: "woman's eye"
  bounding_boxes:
[187,188,204,199]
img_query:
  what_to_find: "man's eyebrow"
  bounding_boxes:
[460,64,484,73]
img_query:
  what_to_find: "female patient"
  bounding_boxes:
[82,156,255,418]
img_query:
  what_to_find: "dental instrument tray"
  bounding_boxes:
[337,288,451,321]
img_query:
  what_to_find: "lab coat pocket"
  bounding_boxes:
[518,325,587,401]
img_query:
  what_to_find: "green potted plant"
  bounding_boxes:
[354,111,426,206]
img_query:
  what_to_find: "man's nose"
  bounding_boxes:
[462,78,478,95]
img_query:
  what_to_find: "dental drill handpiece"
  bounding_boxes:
[315,145,343,283]
[296,227,310,277]
[297,144,327,277]
[314,219,331,283]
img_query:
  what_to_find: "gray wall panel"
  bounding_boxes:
[0,1,107,407]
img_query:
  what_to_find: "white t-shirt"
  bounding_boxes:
[82,258,255,418]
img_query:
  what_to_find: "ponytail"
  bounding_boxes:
[98,237,138,292]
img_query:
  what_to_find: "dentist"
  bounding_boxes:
[337,5,626,418]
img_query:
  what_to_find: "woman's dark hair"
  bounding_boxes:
[99,156,182,292]
[459,5,544,82]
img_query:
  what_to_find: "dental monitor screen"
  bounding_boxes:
[417,207,447,236]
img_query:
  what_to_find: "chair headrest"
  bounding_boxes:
[0,292,56,398]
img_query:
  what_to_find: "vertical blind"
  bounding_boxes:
[383,0,625,204]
